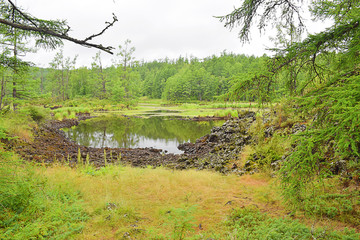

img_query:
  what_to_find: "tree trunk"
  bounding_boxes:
[0,75,6,110]
[61,69,65,101]
[12,6,18,111]
[12,80,17,110]
[65,69,70,100]
[100,66,106,98]
[40,69,44,94]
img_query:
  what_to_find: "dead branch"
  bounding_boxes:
[84,13,118,42]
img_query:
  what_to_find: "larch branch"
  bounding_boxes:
[0,18,116,54]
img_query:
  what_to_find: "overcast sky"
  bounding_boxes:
[16,0,327,68]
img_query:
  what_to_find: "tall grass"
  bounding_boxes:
[0,111,88,239]
[42,165,253,238]
[1,149,357,239]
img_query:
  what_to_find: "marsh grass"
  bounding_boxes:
[48,99,259,119]
[214,109,239,118]
[52,107,91,120]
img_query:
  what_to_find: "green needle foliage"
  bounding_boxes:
[281,75,360,203]
[219,0,360,206]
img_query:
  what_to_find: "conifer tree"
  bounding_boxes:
[220,0,360,203]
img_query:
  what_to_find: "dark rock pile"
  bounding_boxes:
[177,111,256,173]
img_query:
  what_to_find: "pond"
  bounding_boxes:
[63,116,224,154]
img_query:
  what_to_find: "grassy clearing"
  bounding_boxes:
[36,164,359,239]
[40,165,280,239]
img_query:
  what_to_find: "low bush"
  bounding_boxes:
[24,105,50,122]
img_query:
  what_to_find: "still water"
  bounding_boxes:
[63,116,223,154]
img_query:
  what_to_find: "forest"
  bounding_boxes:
[1,0,360,239]
[1,48,268,105]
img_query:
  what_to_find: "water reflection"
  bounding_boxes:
[63,116,223,154]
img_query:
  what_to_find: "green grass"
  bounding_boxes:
[117,100,258,118]
[52,106,91,120]
[214,109,240,118]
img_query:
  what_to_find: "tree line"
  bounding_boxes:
[1,41,270,107]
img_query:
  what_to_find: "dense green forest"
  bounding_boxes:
[1,0,360,239]
[0,48,268,106]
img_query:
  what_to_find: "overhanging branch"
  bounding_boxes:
[1,0,118,54]
[0,17,116,54]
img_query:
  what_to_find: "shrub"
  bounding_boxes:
[163,205,197,240]
[25,106,50,122]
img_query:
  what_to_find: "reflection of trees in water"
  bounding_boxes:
[112,117,141,148]
[134,117,220,142]
[64,116,223,149]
